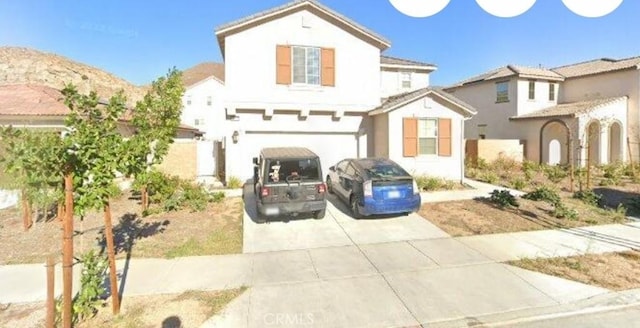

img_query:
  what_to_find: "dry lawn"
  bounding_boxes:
[0,193,244,264]
[0,288,247,328]
[420,197,628,237]
[509,251,640,291]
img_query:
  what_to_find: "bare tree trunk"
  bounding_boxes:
[141,186,148,212]
[586,141,592,190]
[628,137,636,178]
[103,202,121,314]
[46,257,55,328]
[569,137,575,193]
[57,203,64,223]
[62,173,74,328]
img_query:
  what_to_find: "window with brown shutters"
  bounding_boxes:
[404,117,453,157]
[276,45,291,85]
[321,48,335,87]
[438,118,452,157]
[403,118,418,157]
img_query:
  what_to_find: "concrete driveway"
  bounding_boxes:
[242,184,449,253]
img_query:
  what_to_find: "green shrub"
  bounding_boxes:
[135,169,181,204]
[416,176,443,191]
[522,160,540,173]
[226,176,243,189]
[180,181,209,212]
[489,189,519,208]
[552,202,578,220]
[543,165,568,183]
[479,171,499,185]
[602,163,624,185]
[492,156,518,172]
[522,186,561,205]
[608,204,627,223]
[573,190,602,207]
[510,178,526,191]
[476,158,489,170]
[210,191,226,203]
[56,250,107,325]
[465,168,479,179]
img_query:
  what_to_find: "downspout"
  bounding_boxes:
[460,117,466,184]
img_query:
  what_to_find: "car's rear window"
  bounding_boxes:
[365,164,410,179]
[266,158,321,183]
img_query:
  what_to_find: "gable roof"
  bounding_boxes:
[215,0,391,56]
[369,87,477,118]
[552,56,640,79]
[509,96,628,120]
[447,65,565,89]
[380,55,437,71]
[0,84,69,116]
[182,62,225,87]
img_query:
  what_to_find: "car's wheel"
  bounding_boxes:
[314,209,326,220]
[256,212,267,224]
[350,195,361,219]
[326,177,334,194]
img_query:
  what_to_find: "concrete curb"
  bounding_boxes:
[424,288,640,328]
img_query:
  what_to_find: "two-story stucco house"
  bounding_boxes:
[445,57,640,167]
[212,0,476,183]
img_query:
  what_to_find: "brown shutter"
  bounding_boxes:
[321,48,335,86]
[276,45,291,85]
[403,118,418,157]
[438,118,452,157]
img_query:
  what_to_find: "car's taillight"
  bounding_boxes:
[412,179,420,194]
[261,187,269,197]
[317,183,326,193]
[363,180,373,197]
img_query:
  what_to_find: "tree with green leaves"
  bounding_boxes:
[121,68,185,212]
[0,127,66,230]
[61,84,128,316]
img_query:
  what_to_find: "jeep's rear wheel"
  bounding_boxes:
[326,177,334,194]
[256,213,267,224]
[314,209,326,220]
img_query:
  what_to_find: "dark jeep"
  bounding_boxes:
[252,147,327,223]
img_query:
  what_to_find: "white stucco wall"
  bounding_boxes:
[516,79,560,117]
[223,9,381,113]
[181,78,226,141]
[385,96,465,180]
[380,69,430,98]
[561,69,640,160]
[446,78,518,140]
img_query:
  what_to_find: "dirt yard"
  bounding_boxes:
[509,251,640,291]
[0,193,243,264]
[420,197,628,237]
[0,288,247,328]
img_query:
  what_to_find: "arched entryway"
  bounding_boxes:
[540,119,570,165]
[586,121,601,165]
[609,121,622,163]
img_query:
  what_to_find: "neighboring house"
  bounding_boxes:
[180,62,227,181]
[0,84,204,180]
[213,0,476,182]
[445,58,639,166]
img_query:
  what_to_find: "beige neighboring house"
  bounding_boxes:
[445,57,640,167]
[213,0,477,182]
[0,84,204,180]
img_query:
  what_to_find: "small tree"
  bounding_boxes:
[122,68,185,211]
[62,85,128,315]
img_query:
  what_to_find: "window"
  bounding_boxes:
[528,80,535,100]
[194,118,205,126]
[186,95,192,106]
[477,124,487,139]
[336,160,349,172]
[496,82,509,102]
[549,83,556,101]
[207,96,212,106]
[400,72,412,88]
[292,46,320,85]
[345,163,357,176]
[418,118,438,155]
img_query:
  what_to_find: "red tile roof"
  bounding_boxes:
[0,84,69,116]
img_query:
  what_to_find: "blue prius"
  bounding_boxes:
[326,158,421,218]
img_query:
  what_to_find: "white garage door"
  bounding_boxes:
[235,132,360,181]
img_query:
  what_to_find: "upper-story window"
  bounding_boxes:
[186,95,192,106]
[528,80,535,100]
[292,46,321,85]
[276,45,335,87]
[401,72,412,89]
[496,81,509,103]
[549,83,556,101]
[207,96,212,106]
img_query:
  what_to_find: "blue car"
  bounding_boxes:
[326,158,421,218]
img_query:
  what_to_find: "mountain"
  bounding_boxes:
[0,47,147,104]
